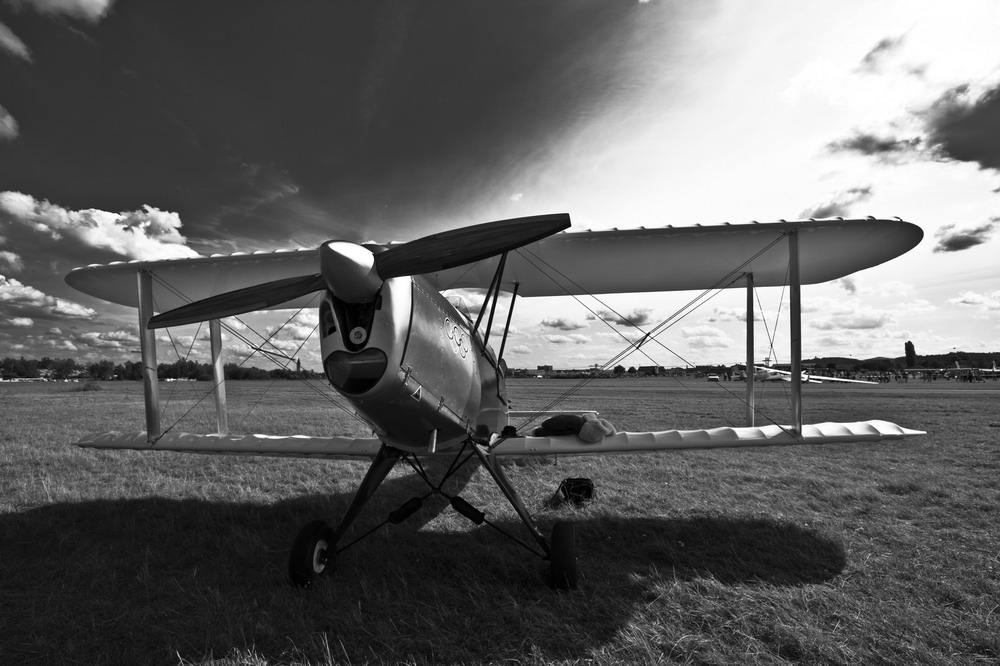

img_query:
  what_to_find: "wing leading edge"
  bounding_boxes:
[76,431,383,460]
[490,420,924,457]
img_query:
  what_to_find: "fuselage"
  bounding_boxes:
[318,275,506,452]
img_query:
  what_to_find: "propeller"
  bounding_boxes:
[148,213,570,329]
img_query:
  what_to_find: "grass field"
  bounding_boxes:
[1,377,998,665]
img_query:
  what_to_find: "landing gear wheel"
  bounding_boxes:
[549,521,578,590]
[289,520,336,588]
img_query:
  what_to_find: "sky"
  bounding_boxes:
[1,0,999,372]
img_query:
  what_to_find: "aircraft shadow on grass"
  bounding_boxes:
[1,464,845,663]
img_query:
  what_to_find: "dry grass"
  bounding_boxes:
[1,378,998,665]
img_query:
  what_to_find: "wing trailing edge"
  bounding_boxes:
[76,431,383,460]
[491,420,924,457]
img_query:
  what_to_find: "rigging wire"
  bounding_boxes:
[144,274,371,439]
[509,233,790,431]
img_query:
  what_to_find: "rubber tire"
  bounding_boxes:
[549,521,579,590]
[289,520,335,588]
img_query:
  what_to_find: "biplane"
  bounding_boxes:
[65,214,925,589]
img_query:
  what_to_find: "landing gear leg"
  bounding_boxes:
[472,442,579,590]
[288,443,404,587]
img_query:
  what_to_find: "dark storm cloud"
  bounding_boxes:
[932,220,997,253]
[924,84,1000,171]
[826,132,922,160]
[799,186,873,219]
[0,1,655,249]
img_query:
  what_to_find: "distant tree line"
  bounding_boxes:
[1,356,323,381]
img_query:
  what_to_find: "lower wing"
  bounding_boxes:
[491,420,924,457]
[76,431,382,460]
[76,419,923,460]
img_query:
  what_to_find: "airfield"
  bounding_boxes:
[1,377,997,664]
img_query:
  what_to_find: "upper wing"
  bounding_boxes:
[424,218,923,296]
[65,218,923,311]
[66,249,323,312]
[490,420,924,457]
[76,431,383,460]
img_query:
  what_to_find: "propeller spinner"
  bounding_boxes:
[147,213,570,329]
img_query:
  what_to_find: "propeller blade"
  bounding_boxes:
[148,274,326,329]
[373,213,570,279]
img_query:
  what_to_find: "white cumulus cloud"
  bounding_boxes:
[0,191,199,260]
[0,275,97,319]
[0,250,24,273]
[0,104,19,140]
[681,325,732,349]
[10,0,115,22]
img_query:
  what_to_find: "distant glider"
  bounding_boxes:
[66,215,925,589]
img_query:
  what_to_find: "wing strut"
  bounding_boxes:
[209,319,228,435]
[789,231,802,434]
[137,270,161,440]
[745,272,755,427]
[496,281,520,365]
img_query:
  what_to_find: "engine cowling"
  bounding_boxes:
[319,275,488,451]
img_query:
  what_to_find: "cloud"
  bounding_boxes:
[0,251,23,273]
[45,338,78,352]
[948,290,1000,312]
[681,325,732,349]
[809,311,896,330]
[858,36,904,73]
[837,277,857,295]
[826,133,922,162]
[0,275,97,319]
[2,316,34,327]
[509,345,531,355]
[541,317,586,331]
[932,220,997,252]
[799,186,874,219]
[0,191,199,261]
[924,84,1000,171]
[543,333,589,345]
[0,21,32,61]
[76,328,139,350]
[586,308,652,327]
[706,307,757,323]
[267,311,319,341]
[0,104,19,140]
[10,0,115,22]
